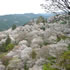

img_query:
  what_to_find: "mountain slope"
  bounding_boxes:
[0,13,54,31]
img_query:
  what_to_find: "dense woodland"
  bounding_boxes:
[0,0,70,70]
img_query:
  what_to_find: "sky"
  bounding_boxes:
[0,0,45,15]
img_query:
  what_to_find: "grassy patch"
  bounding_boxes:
[43,63,59,70]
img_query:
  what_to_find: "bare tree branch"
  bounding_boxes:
[41,0,70,14]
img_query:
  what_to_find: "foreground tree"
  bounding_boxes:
[41,0,70,14]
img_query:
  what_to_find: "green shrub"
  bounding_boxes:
[0,43,14,52]
[60,35,69,40]
[43,64,47,70]
[5,35,11,46]
[24,62,29,70]
[40,26,46,31]
[56,36,61,42]
[43,41,49,46]
[6,43,14,51]
[12,24,16,30]
[56,35,70,42]
[58,51,70,70]
[0,43,6,52]
[48,56,56,64]
[43,64,59,70]
[60,21,67,24]
[68,44,70,50]
[0,36,15,52]
[30,50,37,59]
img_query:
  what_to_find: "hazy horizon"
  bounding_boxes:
[0,0,45,16]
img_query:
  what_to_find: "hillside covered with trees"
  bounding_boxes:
[0,0,70,70]
[0,13,54,31]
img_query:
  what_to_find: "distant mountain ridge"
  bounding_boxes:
[0,13,54,31]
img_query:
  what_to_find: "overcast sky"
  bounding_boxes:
[0,0,45,15]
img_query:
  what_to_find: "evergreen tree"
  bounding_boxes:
[5,35,11,46]
[12,24,16,30]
